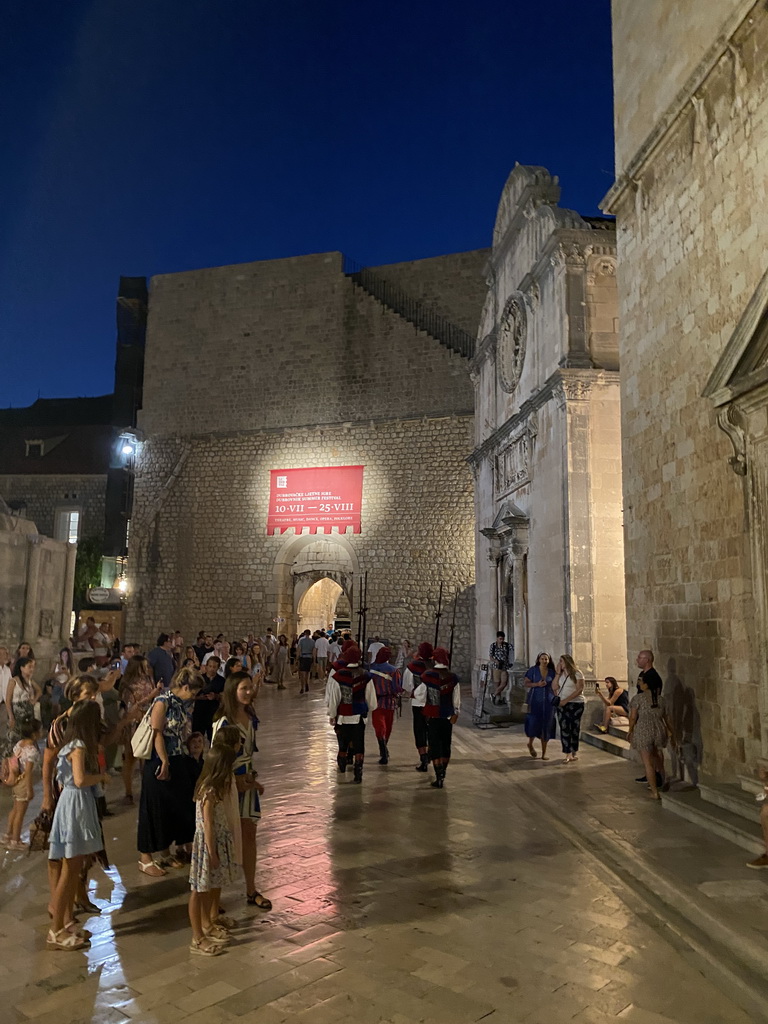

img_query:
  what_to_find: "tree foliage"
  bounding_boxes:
[73,536,103,608]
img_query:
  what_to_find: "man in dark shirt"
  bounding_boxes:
[636,649,662,693]
[147,633,175,688]
[635,649,663,785]
[194,633,214,665]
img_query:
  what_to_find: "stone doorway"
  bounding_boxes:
[272,533,360,638]
[296,577,351,633]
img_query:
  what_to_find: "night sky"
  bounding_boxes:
[0,0,615,409]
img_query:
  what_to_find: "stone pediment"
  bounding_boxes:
[703,268,768,407]
[480,500,529,539]
[491,164,585,252]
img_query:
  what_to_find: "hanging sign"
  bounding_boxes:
[267,466,364,535]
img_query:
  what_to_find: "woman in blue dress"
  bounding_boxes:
[524,652,557,760]
[47,700,109,951]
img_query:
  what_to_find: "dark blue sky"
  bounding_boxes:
[0,0,615,409]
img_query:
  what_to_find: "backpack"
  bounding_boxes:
[0,754,20,787]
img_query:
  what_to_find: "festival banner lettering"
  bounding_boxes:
[267,465,364,534]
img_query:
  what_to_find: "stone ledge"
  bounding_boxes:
[512,777,768,1020]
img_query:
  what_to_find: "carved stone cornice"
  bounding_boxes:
[602,0,760,214]
[467,369,619,468]
[551,242,588,269]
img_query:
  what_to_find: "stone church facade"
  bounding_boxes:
[125,250,488,675]
[470,165,626,684]
[605,0,768,778]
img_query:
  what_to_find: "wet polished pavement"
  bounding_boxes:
[0,680,758,1024]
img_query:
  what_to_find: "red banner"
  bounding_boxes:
[267,466,364,534]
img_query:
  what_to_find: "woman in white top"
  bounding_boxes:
[552,654,585,764]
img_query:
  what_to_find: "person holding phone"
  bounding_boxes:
[137,667,203,877]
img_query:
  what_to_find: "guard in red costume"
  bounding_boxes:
[326,645,377,783]
[369,647,402,765]
[416,646,460,788]
[402,641,433,772]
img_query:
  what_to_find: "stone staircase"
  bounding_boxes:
[661,777,765,856]
[582,716,765,856]
[581,716,631,757]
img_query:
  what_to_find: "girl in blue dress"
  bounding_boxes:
[47,700,108,951]
[524,652,557,760]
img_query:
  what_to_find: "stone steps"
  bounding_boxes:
[699,780,762,825]
[660,787,765,856]
[580,727,631,759]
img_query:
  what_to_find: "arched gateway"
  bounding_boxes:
[271,533,360,637]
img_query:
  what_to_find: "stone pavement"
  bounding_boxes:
[0,681,765,1024]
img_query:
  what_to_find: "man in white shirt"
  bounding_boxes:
[314,632,331,677]
[367,636,385,663]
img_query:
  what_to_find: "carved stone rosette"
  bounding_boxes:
[498,294,528,393]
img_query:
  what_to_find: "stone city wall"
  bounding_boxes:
[608,4,768,776]
[125,416,476,677]
[139,250,487,440]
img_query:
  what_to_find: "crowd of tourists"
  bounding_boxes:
[2,622,767,957]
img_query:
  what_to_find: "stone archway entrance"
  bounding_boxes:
[271,533,360,637]
[296,577,352,632]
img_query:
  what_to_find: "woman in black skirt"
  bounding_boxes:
[137,667,203,877]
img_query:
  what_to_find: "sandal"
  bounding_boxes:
[47,927,87,951]
[75,898,101,915]
[64,921,92,939]
[246,891,272,910]
[157,855,184,869]
[527,744,537,759]
[190,937,223,957]
[203,925,230,945]
[215,914,237,929]
[138,860,167,877]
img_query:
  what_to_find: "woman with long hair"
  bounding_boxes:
[523,652,557,760]
[42,675,102,914]
[47,700,108,950]
[137,666,203,877]
[628,674,672,799]
[211,672,270,910]
[187,744,239,956]
[232,641,252,676]
[274,635,290,689]
[595,676,630,733]
[119,656,162,803]
[552,654,585,764]
[4,656,41,752]
[11,642,34,677]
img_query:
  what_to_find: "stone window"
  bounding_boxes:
[54,508,81,544]
[24,439,44,457]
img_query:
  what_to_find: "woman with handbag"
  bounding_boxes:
[120,656,162,804]
[552,654,586,764]
[137,667,203,877]
[523,653,557,760]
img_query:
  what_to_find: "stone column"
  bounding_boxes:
[555,243,594,369]
[23,535,44,642]
[510,551,527,670]
[60,541,78,643]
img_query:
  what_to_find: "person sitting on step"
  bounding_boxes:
[595,676,629,733]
